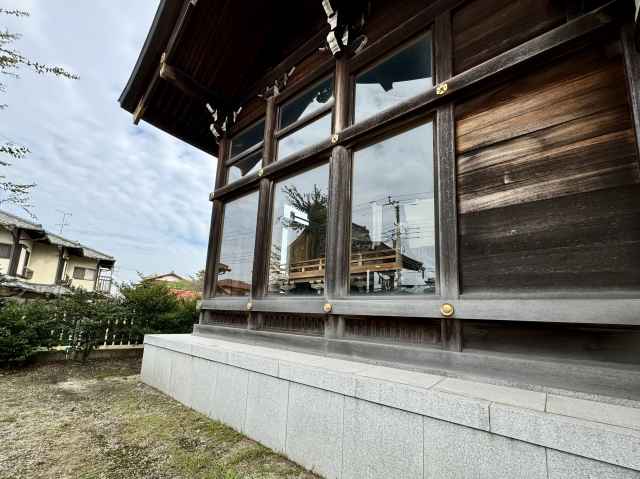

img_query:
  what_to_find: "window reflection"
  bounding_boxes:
[354,35,432,123]
[217,191,259,296]
[277,113,332,160]
[350,123,436,295]
[280,78,333,129]
[268,164,329,296]
[230,120,265,158]
[228,150,262,183]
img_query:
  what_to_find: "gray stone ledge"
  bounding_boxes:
[547,394,640,431]
[491,404,640,471]
[143,334,640,471]
[435,377,547,412]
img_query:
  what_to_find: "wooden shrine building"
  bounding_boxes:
[122,1,640,476]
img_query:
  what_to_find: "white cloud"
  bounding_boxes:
[1,0,216,283]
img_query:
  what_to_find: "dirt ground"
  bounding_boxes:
[0,358,319,479]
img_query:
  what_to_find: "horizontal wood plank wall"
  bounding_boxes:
[452,0,614,75]
[344,316,441,346]
[456,39,640,294]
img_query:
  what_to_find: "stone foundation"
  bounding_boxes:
[142,334,640,479]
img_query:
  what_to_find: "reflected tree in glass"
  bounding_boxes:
[216,191,259,296]
[268,164,329,296]
[350,122,436,295]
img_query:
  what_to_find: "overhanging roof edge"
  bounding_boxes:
[119,0,182,113]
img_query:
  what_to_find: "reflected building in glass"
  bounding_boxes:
[216,191,259,296]
[268,164,329,296]
[350,122,436,295]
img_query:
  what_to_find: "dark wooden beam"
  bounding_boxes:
[325,58,352,300]
[210,1,623,202]
[239,29,330,107]
[199,296,640,326]
[435,10,462,352]
[132,65,159,125]
[622,21,640,163]
[249,97,277,328]
[325,145,352,298]
[350,0,466,72]
[159,58,229,109]
[203,200,224,299]
[133,0,198,125]
[203,137,230,299]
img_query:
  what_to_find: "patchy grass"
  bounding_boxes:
[0,358,319,479]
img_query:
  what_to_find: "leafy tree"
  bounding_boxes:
[281,184,328,260]
[0,7,78,212]
[120,281,197,337]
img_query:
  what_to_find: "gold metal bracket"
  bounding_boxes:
[323,303,333,313]
[436,83,449,95]
[246,302,253,311]
[331,133,339,144]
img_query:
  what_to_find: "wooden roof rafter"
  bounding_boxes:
[132,0,202,126]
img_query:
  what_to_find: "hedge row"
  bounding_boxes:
[0,282,198,363]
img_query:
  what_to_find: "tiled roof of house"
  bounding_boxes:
[0,210,42,231]
[0,209,115,263]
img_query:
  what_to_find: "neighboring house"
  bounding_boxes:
[143,271,202,300]
[0,210,115,294]
[143,271,186,283]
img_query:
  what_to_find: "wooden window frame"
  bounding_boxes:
[73,267,96,281]
[224,118,266,186]
[203,1,640,329]
[0,243,12,259]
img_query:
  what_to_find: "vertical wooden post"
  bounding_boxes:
[325,58,352,338]
[435,11,462,352]
[621,22,640,163]
[250,96,278,330]
[202,138,230,301]
[7,228,21,277]
[54,246,65,284]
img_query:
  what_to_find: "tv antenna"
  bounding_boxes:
[55,209,72,234]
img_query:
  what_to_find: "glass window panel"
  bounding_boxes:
[268,164,330,296]
[230,119,265,158]
[280,77,334,129]
[354,35,432,123]
[228,149,262,183]
[217,191,259,296]
[277,113,332,160]
[350,122,436,295]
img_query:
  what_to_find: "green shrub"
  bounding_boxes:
[0,300,56,362]
[120,282,198,337]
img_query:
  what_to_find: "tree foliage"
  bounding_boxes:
[0,7,78,212]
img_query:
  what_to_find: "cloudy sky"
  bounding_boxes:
[1,1,214,283]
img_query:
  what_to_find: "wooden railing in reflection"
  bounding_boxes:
[288,249,401,282]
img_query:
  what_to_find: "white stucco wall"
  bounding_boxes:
[27,243,60,285]
[67,256,99,291]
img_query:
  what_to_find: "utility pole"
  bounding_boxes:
[383,196,402,289]
[55,209,72,235]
